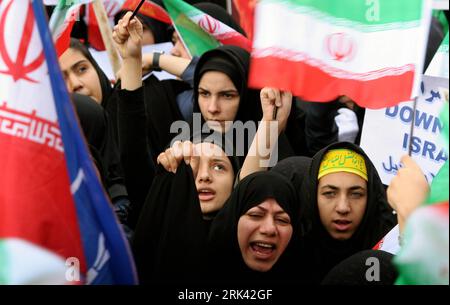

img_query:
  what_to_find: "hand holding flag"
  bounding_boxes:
[113,11,143,60]
[387,155,430,229]
[129,0,145,20]
[390,102,449,285]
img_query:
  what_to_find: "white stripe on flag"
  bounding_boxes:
[70,169,85,194]
[253,2,431,75]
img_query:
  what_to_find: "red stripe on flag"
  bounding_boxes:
[216,34,251,52]
[87,4,105,51]
[373,239,383,250]
[233,0,255,41]
[0,128,86,273]
[249,56,415,109]
[432,201,449,214]
[55,20,75,57]
[121,0,171,24]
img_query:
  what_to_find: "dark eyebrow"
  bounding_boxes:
[320,185,366,191]
[210,158,230,167]
[255,206,267,212]
[211,157,228,163]
[274,210,289,216]
[218,90,239,95]
[349,186,366,191]
[320,185,339,190]
[71,60,88,70]
[254,205,287,215]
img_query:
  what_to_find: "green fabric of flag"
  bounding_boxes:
[162,0,220,57]
[425,101,449,205]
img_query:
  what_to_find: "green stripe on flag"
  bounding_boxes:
[426,161,450,205]
[263,0,425,25]
[49,0,88,35]
[163,0,220,57]
[439,31,449,53]
[425,102,449,205]
[433,10,449,35]
[0,240,9,284]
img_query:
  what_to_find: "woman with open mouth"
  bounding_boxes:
[207,171,299,284]
[132,132,240,284]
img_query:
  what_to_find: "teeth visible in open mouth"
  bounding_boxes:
[254,242,274,249]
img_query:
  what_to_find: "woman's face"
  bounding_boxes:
[237,198,293,272]
[142,26,156,45]
[59,48,103,103]
[317,172,368,240]
[170,31,191,59]
[193,142,234,215]
[198,71,240,132]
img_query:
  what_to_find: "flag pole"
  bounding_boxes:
[226,0,233,15]
[130,0,146,20]
[408,96,419,156]
[92,0,121,79]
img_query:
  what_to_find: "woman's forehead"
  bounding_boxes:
[195,142,228,159]
[199,71,235,87]
[250,198,286,213]
[60,48,87,68]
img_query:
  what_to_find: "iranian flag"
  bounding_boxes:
[121,0,171,24]
[426,31,449,78]
[233,0,256,42]
[85,1,171,50]
[49,0,93,57]
[249,0,433,109]
[373,225,401,255]
[394,102,449,285]
[162,0,251,58]
[1,0,136,284]
[394,202,449,285]
[85,0,124,50]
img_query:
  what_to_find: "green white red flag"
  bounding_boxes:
[121,0,171,24]
[249,0,433,109]
[1,0,137,284]
[86,0,171,50]
[232,0,256,41]
[162,0,251,58]
[49,0,93,57]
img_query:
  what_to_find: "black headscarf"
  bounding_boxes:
[271,156,312,236]
[298,142,397,283]
[140,11,251,162]
[69,38,114,108]
[114,11,171,44]
[132,134,240,284]
[207,171,300,284]
[321,249,398,285]
[193,45,262,125]
[71,93,128,204]
[191,46,262,164]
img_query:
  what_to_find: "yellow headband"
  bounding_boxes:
[318,149,368,181]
